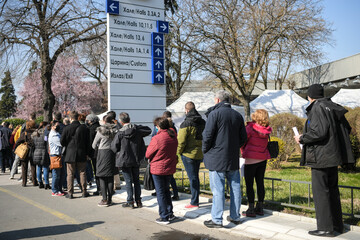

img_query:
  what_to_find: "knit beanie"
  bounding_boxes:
[307,84,324,99]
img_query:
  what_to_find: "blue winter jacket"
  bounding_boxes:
[202,101,247,171]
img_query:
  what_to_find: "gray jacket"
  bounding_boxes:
[92,123,118,150]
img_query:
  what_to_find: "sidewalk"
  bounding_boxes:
[106,183,360,240]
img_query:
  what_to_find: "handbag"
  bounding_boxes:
[267,136,279,159]
[143,163,155,190]
[15,142,29,159]
[50,155,62,170]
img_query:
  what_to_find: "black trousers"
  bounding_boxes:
[244,160,267,203]
[99,176,114,202]
[311,167,343,231]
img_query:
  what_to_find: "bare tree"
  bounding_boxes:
[165,5,200,105]
[0,0,105,121]
[74,37,108,110]
[182,0,332,120]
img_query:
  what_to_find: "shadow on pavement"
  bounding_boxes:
[0,221,104,240]
[150,230,219,240]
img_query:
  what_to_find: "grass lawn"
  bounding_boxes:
[171,156,360,226]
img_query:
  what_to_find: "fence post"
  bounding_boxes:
[308,183,311,207]
[272,179,274,201]
[289,182,292,204]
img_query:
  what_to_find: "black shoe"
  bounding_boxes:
[115,186,121,190]
[39,182,44,189]
[226,216,242,225]
[155,218,170,225]
[168,214,177,221]
[93,191,100,196]
[33,182,39,187]
[122,202,135,208]
[172,196,180,201]
[45,184,50,190]
[204,220,222,228]
[308,230,335,237]
[151,192,157,196]
[136,200,143,208]
[65,194,73,199]
[334,226,344,234]
[82,192,90,198]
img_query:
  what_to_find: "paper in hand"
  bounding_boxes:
[292,127,303,150]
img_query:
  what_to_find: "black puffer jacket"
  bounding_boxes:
[111,124,151,168]
[300,98,354,168]
[31,128,50,166]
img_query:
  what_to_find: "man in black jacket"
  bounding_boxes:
[295,84,354,237]
[202,90,247,228]
[111,112,151,208]
[61,111,90,199]
[86,114,101,195]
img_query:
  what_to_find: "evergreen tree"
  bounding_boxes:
[0,70,17,119]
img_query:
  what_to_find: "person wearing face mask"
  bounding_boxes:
[294,84,354,237]
[49,121,64,196]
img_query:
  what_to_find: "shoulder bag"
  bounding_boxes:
[50,155,62,169]
[267,136,279,159]
[15,142,30,160]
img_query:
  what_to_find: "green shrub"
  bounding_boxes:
[2,118,26,128]
[270,113,306,161]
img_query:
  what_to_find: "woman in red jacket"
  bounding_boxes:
[146,117,178,225]
[240,109,272,217]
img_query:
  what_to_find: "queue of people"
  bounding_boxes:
[1,86,348,235]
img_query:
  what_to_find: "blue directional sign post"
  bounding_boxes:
[106,0,119,15]
[151,21,169,84]
[106,0,168,140]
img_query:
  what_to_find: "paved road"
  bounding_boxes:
[0,172,250,240]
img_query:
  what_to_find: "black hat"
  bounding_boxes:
[307,84,324,99]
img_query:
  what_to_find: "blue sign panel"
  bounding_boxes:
[152,46,164,59]
[152,59,164,71]
[106,0,119,15]
[157,21,169,34]
[153,71,165,84]
[151,32,164,46]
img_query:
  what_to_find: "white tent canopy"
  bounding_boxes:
[167,91,245,129]
[331,89,360,109]
[250,90,308,118]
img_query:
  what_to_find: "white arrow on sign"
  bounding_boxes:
[160,23,167,32]
[155,48,162,56]
[110,3,117,11]
[155,35,162,43]
[156,74,163,81]
[155,61,162,68]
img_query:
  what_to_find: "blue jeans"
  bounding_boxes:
[37,165,49,184]
[209,170,241,224]
[122,167,141,202]
[152,174,173,220]
[52,168,61,193]
[182,155,202,205]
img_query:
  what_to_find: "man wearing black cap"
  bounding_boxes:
[294,84,354,237]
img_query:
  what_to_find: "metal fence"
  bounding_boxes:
[174,169,360,218]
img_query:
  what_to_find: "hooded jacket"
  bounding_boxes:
[241,122,272,161]
[111,123,151,168]
[299,98,354,168]
[177,108,206,160]
[92,123,117,177]
[202,101,247,171]
[31,128,50,166]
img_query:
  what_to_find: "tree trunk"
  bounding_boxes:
[239,95,251,122]
[42,66,55,122]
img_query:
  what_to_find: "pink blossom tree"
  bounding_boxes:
[16,56,103,119]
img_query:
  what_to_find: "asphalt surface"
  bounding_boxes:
[0,171,250,240]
